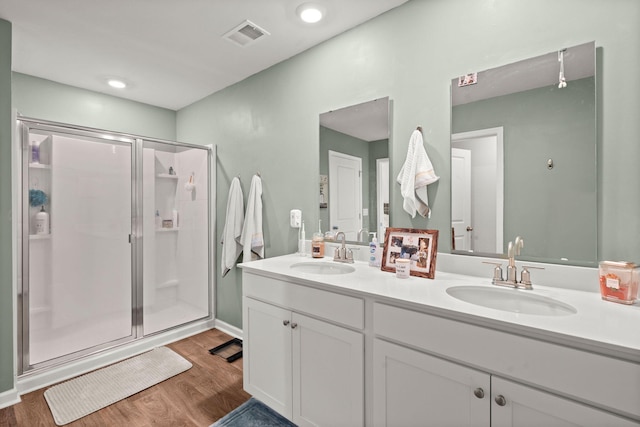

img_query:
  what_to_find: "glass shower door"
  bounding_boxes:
[23,127,134,368]
[142,140,210,335]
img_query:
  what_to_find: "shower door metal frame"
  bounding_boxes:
[17,116,215,376]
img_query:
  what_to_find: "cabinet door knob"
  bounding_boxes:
[473,388,484,399]
[291,322,298,329]
[283,320,290,326]
[494,395,507,406]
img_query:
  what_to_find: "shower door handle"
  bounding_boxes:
[129,234,132,243]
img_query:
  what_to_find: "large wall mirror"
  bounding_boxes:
[319,97,390,244]
[450,41,596,266]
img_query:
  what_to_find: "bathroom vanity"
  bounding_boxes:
[240,254,640,427]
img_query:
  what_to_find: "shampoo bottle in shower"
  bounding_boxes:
[172,208,178,228]
[35,205,49,235]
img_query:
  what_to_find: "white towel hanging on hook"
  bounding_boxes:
[241,174,265,262]
[396,127,439,218]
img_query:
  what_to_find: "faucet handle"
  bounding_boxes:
[482,261,504,282]
[520,265,544,288]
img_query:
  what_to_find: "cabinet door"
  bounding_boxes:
[292,312,364,427]
[373,339,490,427]
[491,377,639,427]
[243,297,292,418]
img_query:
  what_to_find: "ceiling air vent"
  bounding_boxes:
[223,20,270,47]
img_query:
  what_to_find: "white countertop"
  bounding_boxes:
[239,254,640,363]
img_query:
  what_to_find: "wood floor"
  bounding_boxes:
[0,329,251,427]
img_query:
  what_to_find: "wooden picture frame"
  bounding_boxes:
[381,228,439,279]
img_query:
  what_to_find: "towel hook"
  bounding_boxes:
[416,126,423,134]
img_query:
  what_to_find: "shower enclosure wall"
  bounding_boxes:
[18,118,214,376]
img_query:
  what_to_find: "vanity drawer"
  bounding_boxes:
[373,302,640,420]
[243,272,364,330]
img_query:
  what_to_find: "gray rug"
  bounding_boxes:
[44,346,192,425]
[212,398,297,427]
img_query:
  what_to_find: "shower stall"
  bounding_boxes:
[18,117,214,375]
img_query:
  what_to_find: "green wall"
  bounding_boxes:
[177,0,640,328]
[453,77,596,264]
[0,18,13,395]
[12,73,176,140]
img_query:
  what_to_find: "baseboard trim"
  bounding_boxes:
[0,387,21,410]
[214,319,243,339]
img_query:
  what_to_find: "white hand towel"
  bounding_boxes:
[396,129,439,218]
[221,177,244,277]
[241,174,265,262]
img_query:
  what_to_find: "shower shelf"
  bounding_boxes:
[29,163,51,169]
[156,173,179,179]
[157,279,179,289]
[156,227,180,232]
[29,234,51,240]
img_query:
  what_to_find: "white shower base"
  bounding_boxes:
[144,301,208,336]
[28,301,208,367]
[29,309,132,366]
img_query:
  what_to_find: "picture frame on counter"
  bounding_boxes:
[381,227,439,279]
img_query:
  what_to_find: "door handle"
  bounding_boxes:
[466,226,474,232]
[283,320,290,326]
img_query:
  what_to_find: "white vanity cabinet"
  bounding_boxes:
[242,272,365,427]
[373,303,639,427]
[240,256,640,426]
[374,339,637,427]
[373,338,490,426]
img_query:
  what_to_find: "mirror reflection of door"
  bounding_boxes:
[451,148,472,251]
[329,150,362,241]
[376,158,389,241]
[451,127,504,254]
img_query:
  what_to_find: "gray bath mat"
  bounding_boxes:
[44,346,192,425]
[211,398,297,427]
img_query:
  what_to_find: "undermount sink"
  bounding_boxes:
[290,261,355,275]
[446,285,577,316]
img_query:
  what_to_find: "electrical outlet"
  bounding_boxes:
[290,209,302,228]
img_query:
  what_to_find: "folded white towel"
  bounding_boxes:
[241,174,265,262]
[396,129,439,218]
[220,177,244,277]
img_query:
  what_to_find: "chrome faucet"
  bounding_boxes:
[483,236,542,289]
[333,232,354,263]
[506,236,524,284]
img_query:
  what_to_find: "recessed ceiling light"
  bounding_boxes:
[297,3,324,23]
[107,79,127,89]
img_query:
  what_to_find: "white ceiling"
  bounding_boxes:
[320,97,389,141]
[0,0,408,110]
[451,41,595,106]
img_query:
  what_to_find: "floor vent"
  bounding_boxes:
[223,20,270,47]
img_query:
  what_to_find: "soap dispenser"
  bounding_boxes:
[369,232,378,267]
